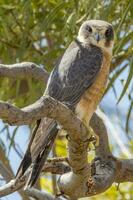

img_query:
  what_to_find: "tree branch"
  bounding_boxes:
[0,96,88,143]
[0,158,69,198]
[0,161,13,182]
[0,62,133,199]
[25,188,56,200]
[43,158,71,174]
[57,113,115,199]
[0,101,133,199]
[0,62,49,83]
[0,166,30,200]
[57,113,133,199]
[0,146,30,200]
[115,159,133,183]
[90,112,112,158]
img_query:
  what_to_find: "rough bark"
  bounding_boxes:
[0,62,49,83]
[0,62,133,200]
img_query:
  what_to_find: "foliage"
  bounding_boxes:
[0,0,133,199]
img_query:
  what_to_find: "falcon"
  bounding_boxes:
[15,20,114,188]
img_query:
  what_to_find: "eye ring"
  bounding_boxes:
[86,25,92,33]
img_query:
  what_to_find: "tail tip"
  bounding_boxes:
[23,183,32,191]
[23,178,33,191]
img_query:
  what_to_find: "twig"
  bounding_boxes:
[0,160,30,200]
[0,161,13,182]
[43,161,71,174]
[25,188,57,200]
[0,160,70,197]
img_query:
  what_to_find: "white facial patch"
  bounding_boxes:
[77,20,114,55]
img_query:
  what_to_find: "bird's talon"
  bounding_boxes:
[92,134,99,147]
[88,135,95,142]
[66,134,71,141]
[86,126,99,147]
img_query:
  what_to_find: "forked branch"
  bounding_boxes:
[0,62,133,200]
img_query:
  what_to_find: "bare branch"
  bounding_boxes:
[90,112,112,158]
[57,112,133,199]
[115,159,133,183]
[57,112,115,199]
[25,188,56,200]
[0,159,30,200]
[43,161,71,175]
[0,161,13,182]
[47,157,68,163]
[0,96,88,143]
[89,156,116,195]
[0,62,49,83]
[0,146,14,179]
[0,111,133,199]
[0,146,30,200]
[0,159,70,198]
[0,61,133,199]
[0,180,23,197]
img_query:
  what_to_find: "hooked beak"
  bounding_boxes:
[94,33,101,43]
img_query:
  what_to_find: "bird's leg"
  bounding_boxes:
[87,126,99,147]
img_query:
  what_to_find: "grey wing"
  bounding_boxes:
[46,41,103,109]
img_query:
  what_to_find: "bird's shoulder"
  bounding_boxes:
[62,39,103,63]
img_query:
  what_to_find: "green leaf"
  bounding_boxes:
[117,58,133,103]
[8,126,19,154]
[126,101,133,134]
[66,12,77,32]
[0,124,8,134]
[116,0,132,36]
[105,64,127,94]
[0,5,16,10]
[40,2,71,31]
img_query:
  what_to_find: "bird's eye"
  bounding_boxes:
[105,29,111,37]
[86,25,92,33]
[105,26,114,40]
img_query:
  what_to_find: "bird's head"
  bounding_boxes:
[78,20,114,54]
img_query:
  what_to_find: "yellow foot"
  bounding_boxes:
[87,126,99,147]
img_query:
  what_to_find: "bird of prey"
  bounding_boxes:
[15,20,114,188]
